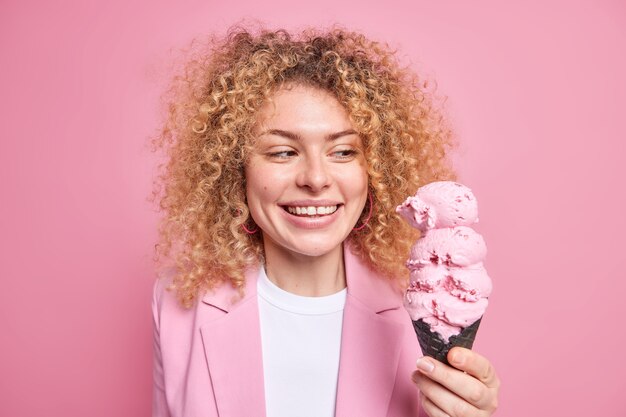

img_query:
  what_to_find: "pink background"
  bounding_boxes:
[1,0,624,415]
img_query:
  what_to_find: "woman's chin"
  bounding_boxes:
[263,234,346,261]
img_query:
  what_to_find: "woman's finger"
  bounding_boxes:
[414,369,481,417]
[415,354,497,411]
[419,391,452,417]
[447,348,500,390]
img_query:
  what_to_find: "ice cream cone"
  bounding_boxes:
[412,318,482,365]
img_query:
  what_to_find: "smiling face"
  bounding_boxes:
[245,84,368,262]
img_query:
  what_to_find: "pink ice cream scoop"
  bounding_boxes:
[396,181,479,233]
[407,226,487,268]
[397,181,492,363]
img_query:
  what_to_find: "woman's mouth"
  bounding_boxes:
[283,205,340,217]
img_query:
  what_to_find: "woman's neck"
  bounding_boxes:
[263,244,346,297]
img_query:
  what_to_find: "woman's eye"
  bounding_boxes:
[267,150,296,159]
[332,149,357,159]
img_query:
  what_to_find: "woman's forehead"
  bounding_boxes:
[254,85,352,128]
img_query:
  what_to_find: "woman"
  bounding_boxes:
[152,26,500,417]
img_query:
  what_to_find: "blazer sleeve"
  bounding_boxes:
[152,279,171,417]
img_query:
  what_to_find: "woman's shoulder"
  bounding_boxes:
[153,267,174,299]
[152,267,189,321]
[151,267,226,341]
[152,266,259,318]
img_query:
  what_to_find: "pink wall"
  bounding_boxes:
[1,0,624,415]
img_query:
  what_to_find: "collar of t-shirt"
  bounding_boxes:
[256,267,347,315]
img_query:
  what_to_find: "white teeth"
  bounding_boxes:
[286,205,338,216]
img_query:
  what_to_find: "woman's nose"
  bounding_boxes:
[296,156,331,192]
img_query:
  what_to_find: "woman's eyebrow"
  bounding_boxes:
[327,129,358,141]
[260,128,358,141]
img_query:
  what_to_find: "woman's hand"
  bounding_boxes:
[412,347,500,417]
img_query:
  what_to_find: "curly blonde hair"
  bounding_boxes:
[152,25,456,307]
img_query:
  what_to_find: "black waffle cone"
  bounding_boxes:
[412,318,482,365]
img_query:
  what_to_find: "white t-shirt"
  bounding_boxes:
[257,268,347,417]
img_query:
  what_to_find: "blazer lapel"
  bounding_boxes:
[199,270,266,417]
[335,246,405,417]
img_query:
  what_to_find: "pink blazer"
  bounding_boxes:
[152,245,424,417]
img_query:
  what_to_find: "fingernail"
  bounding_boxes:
[416,358,435,373]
